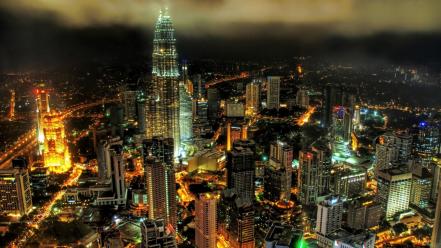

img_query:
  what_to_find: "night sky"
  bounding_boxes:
[1,0,441,71]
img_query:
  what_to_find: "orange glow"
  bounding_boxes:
[297,106,315,126]
[42,112,71,173]
[226,122,232,151]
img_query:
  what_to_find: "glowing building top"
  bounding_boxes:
[146,8,181,158]
[152,8,179,78]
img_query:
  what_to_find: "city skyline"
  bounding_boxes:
[1,2,441,248]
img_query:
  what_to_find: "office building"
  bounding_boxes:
[264,223,303,248]
[123,89,139,123]
[375,132,412,171]
[376,167,412,219]
[295,87,309,108]
[207,88,220,121]
[245,82,260,116]
[298,147,331,205]
[180,63,193,144]
[94,139,127,206]
[227,145,255,201]
[195,193,217,248]
[146,9,180,157]
[347,198,382,230]
[331,166,366,199]
[268,141,293,202]
[145,156,177,231]
[0,159,32,216]
[266,76,280,110]
[410,165,431,209]
[316,195,343,236]
[141,219,176,248]
[218,189,255,248]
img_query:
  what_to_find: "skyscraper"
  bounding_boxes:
[0,159,32,216]
[145,156,177,231]
[266,76,280,110]
[268,141,293,202]
[376,167,412,219]
[296,87,309,109]
[298,147,331,205]
[316,195,343,236]
[179,63,193,144]
[227,145,255,201]
[146,9,180,157]
[218,189,255,248]
[245,82,260,116]
[195,193,217,248]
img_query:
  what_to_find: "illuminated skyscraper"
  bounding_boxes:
[266,76,280,110]
[195,193,217,248]
[179,63,193,145]
[376,167,412,220]
[0,159,32,216]
[35,88,51,154]
[298,147,331,205]
[245,82,260,116]
[42,111,71,173]
[145,156,177,231]
[316,195,343,236]
[146,9,180,157]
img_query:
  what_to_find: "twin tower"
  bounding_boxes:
[145,9,181,158]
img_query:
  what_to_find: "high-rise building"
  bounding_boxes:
[376,167,412,219]
[146,9,180,157]
[264,223,303,248]
[298,147,331,205]
[207,88,219,121]
[413,121,440,160]
[346,198,382,230]
[431,158,441,203]
[123,89,139,124]
[145,156,177,231]
[141,219,177,248]
[316,195,343,236]
[227,145,255,201]
[331,166,366,199]
[42,111,71,173]
[268,141,293,202]
[295,87,309,109]
[218,189,255,248]
[35,88,51,154]
[180,63,193,144]
[195,193,217,248]
[266,76,280,110]
[245,82,260,116]
[94,138,127,206]
[0,159,32,216]
[410,165,431,209]
[375,132,412,171]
